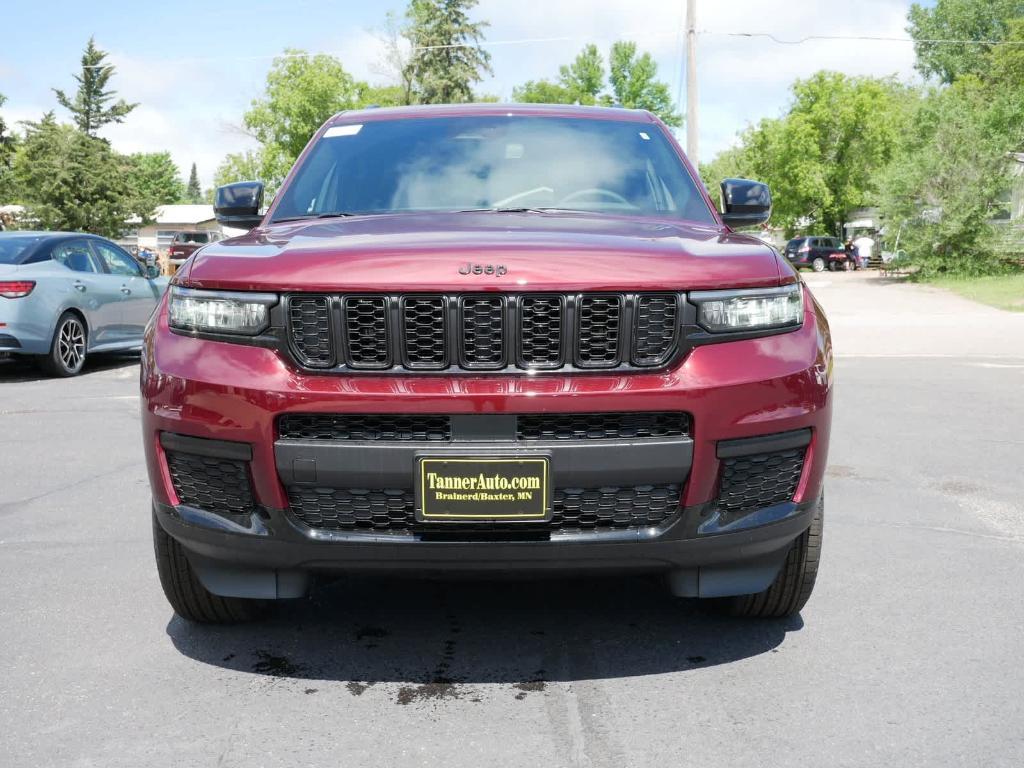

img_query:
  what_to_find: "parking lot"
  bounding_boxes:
[2,271,1023,768]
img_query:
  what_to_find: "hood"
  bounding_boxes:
[185,211,783,293]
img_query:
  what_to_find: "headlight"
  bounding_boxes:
[689,284,803,333]
[168,286,277,335]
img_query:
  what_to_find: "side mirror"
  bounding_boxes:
[719,178,772,228]
[146,264,161,279]
[214,181,265,230]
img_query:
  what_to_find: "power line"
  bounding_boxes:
[705,30,1021,46]
[79,29,1024,68]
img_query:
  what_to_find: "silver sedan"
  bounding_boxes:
[0,232,170,376]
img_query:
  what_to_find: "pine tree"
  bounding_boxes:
[54,37,138,136]
[186,163,202,203]
[14,112,135,237]
[403,0,492,104]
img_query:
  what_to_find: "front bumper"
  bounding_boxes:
[142,290,833,597]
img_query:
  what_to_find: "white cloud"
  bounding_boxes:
[4,2,923,184]
[474,0,919,161]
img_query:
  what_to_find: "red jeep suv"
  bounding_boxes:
[142,104,832,623]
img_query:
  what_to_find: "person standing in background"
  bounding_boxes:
[854,233,875,268]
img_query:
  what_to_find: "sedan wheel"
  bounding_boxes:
[812,257,825,272]
[42,312,87,377]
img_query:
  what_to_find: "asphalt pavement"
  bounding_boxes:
[1,272,1023,767]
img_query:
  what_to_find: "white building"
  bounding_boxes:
[121,204,222,252]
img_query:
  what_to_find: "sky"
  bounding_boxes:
[0,0,926,188]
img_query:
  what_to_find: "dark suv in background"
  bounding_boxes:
[168,231,221,271]
[785,236,854,272]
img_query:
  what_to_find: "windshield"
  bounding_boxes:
[271,116,714,224]
[0,235,45,264]
[174,232,209,244]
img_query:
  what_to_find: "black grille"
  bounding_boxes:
[633,294,679,365]
[460,296,505,367]
[278,413,452,442]
[288,296,332,366]
[517,412,690,441]
[286,484,680,534]
[344,297,390,368]
[552,484,680,530]
[718,448,805,514]
[287,488,412,531]
[519,296,564,367]
[165,451,254,516]
[282,292,684,373]
[402,297,447,368]
[277,412,689,442]
[576,295,622,366]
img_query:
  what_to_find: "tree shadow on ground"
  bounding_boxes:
[0,352,139,383]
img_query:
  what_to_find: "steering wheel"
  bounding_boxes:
[558,188,632,207]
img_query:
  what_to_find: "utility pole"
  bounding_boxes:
[685,0,698,165]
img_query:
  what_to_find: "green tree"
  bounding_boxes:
[907,0,1023,83]
[0,92,18,203]
[125,152,184,215]
[725,72,910,235]
[186,162,202,203]
[244,50,366,162]
[514,45,607,105]
[699,146,752,210]
[512,42,680,125]
[608,41,681,126]
[403,0,492,104]
[512,79,575,104]
[220,49,402,196]
[53,37,137,136]
[213,145,291,202]
[878,13,1024,276]
[13,113,134,237]
[877,79,1014,276]
[560,44,605,105]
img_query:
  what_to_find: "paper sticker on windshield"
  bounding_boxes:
[324,124,363,138]
[639,131,651,141]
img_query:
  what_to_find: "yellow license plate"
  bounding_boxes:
[416,457,551,522]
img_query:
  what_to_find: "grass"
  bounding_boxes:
[928,273,1024,312]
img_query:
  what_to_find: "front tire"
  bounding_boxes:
[811,257,826,272]
[41,312,87,377]
[153,514,267,623]
[719,495,824,618]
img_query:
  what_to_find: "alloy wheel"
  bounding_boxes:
[58,317,86,372]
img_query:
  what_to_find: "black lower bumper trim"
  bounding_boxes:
[0,334,22,350]
[154,495,816,574]
[274,436,693,489]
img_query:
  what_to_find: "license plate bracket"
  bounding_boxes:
[415,456,551,523]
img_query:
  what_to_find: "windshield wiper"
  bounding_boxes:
[455,207,586,214]
[273,211,359,223]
